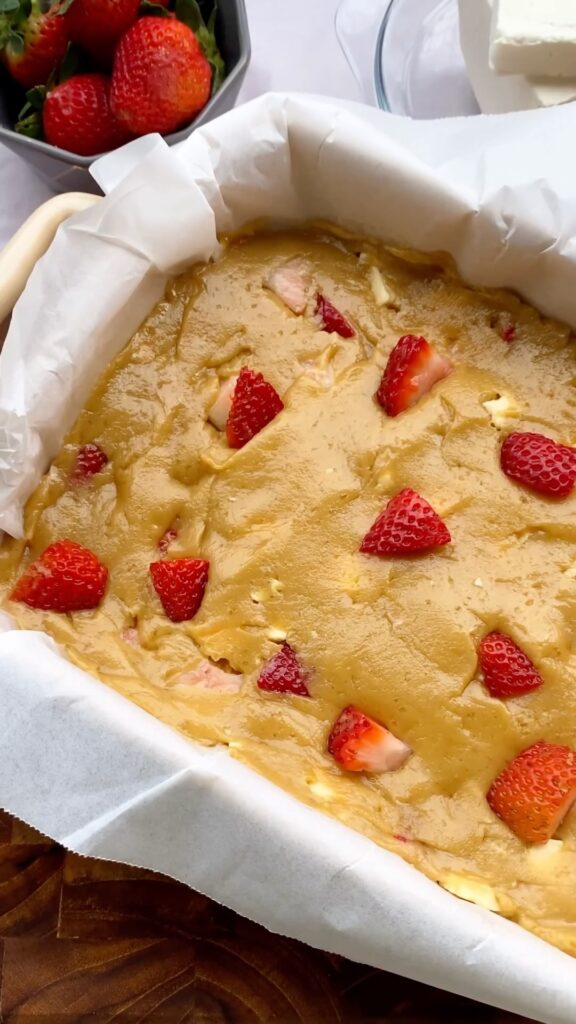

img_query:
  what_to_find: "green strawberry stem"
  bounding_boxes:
[175,0,225,94]
[15,108,42,137]
[15,82,45,137]
[139,0,170,15]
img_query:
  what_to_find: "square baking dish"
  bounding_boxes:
[2,94,576,1024]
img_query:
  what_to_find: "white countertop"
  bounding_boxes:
[0,0,362,248]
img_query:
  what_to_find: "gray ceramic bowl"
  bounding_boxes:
[0,0,250,193]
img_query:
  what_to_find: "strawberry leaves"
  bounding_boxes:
[175,0,224,92]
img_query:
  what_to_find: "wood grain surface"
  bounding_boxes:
[0,809,535,1023]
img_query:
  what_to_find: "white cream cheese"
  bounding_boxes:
[459,0,576,113]
[490,0,576,78]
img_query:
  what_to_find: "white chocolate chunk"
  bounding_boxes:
[368,266,395,307]
[527,839,564,872]
[441,872,500,912]
[267,626,287,641]
[208,376,238,431]
[482,394,521,428]
[490,0,576,78]
[308,780,335,799]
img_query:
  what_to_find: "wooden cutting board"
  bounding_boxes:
[0,809,534,1022]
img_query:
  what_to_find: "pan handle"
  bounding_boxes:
[0,192,101,326]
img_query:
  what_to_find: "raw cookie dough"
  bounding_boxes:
[3,228,576,953]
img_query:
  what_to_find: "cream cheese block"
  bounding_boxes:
[490,0,576,78]
[459,0,576,113]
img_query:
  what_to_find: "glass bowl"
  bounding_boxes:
[336,0,479,118]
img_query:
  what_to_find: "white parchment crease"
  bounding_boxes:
[1,93,576,1020]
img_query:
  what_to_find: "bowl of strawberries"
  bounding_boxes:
[0,0,250,191]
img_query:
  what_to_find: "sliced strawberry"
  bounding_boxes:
[257,642,310,696]
[479,631,543,699]
[314,294,355,338]
[489,313,516,343]
[157,519,180,554]
[178,661,244,694]
[264,259,310,314]
[360,488,451,557]
[226,367,284,449]
[500,431,576,499]
[328,704,411,773]
[11,539,108,613]
[487,741,576,844]
[72,443,108,482]
[376,335,453,417]
[150,558,209,623]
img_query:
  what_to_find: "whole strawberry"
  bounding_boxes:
[3,0,70,89]
[66,0,140,64]
[110,16,212,136]
[43,73,132,156]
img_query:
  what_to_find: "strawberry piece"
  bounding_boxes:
[328,705,411,773]
[315,294,355,338]
[257,643,310,696]
[487,741,576,844]
[264,259,310,315]
[67,0,140,63]
[500,431,576,499]
[111,17,212,136]
[501,323,516,343]
[157,519,180,554]
[479,631,543,699]
[226,367,284,449]
[72,443,108,482]
[376,335,453,417]
[4,3,70,89]
[150,558,209,623]
[360,488,451,557]
[43,74,132,157]
[179,661,244,694]
[11,539,108,613]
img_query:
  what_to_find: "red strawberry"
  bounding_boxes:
[72,443,109,482]
[315,294,355,338]
[487,741,576,844]
[11,539,108,612]
[257,643,310,696]
[360,488,451,557]
[67,0,140,63]
[110,17,211,136]
[43,73,132,156]
[328,705,411,773]
[500,431,576,499]
[226,367,284,449]
[376,335,453,417]
[4,2,70,89]
[479,631,543,699]
[150,557,209,623]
